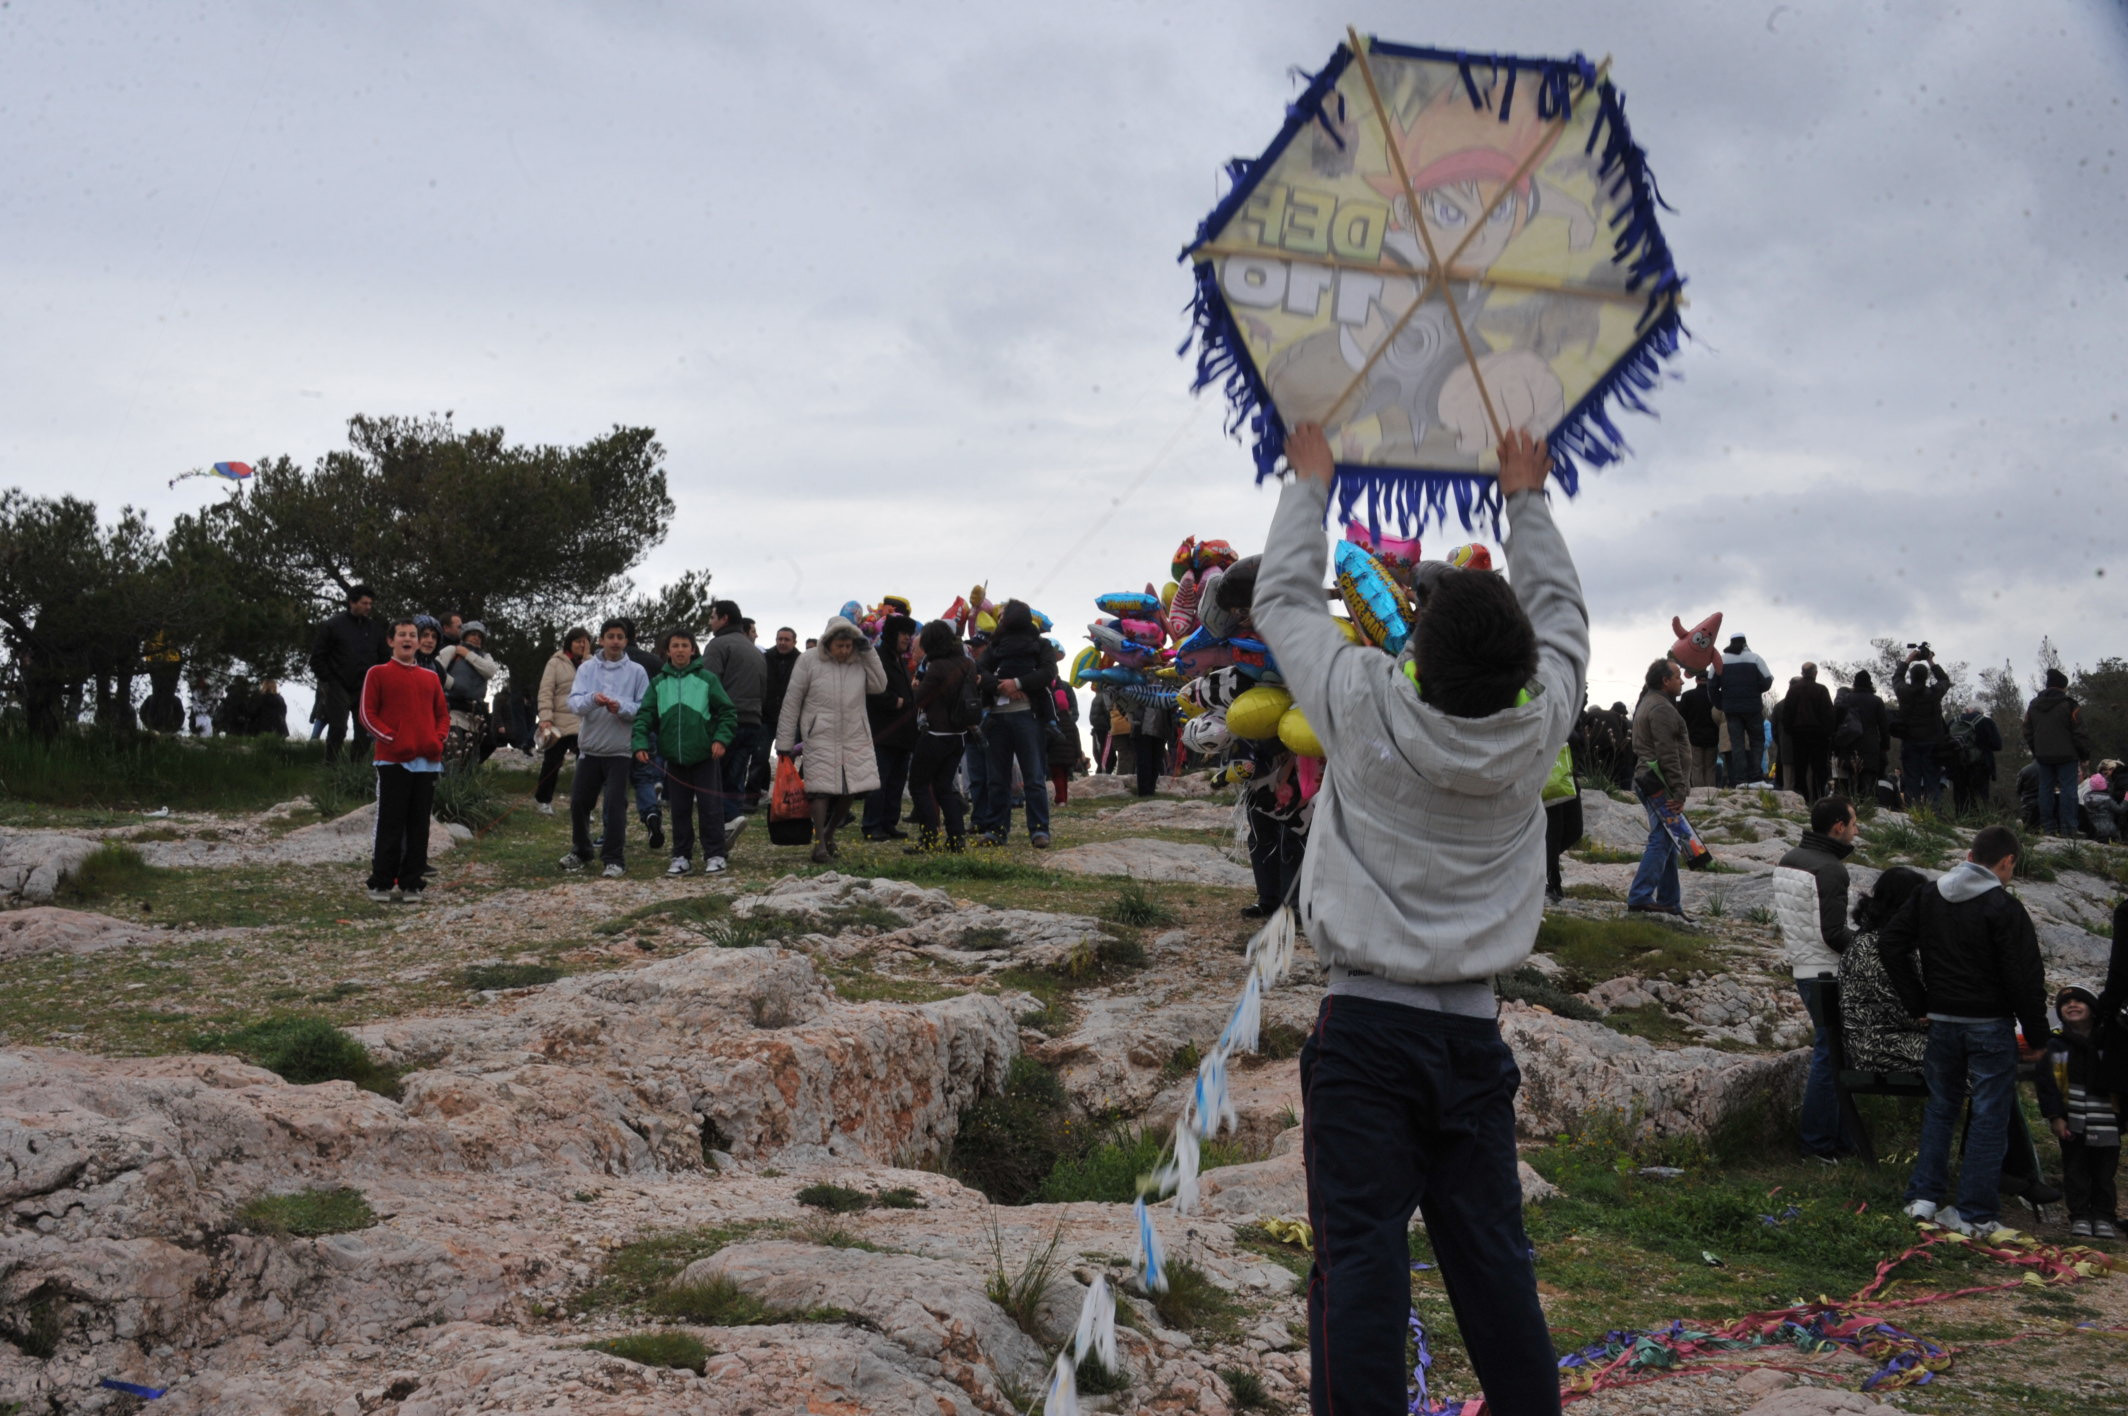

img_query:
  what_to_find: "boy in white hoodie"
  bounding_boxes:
[562,619,650,877]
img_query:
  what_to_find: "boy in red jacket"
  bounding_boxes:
[360,617,450,902]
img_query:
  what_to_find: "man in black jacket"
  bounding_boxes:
[701,600,769,828]
[1678,672,1720,787]
[1879,825,2050,1236]
[1712,634,1773,786]
[2023,669,2090,837]
[308,584,389,762]
[1787,663,1836,805]
[1893,651,1953,810]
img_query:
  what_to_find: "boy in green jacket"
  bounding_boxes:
[633,630,740,874]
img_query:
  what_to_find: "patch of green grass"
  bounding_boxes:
[985,1218,1066,1338]
[952,1056,1081,1205]
[586,1330,708,1375]
[1571,844,1642,865]
[867,852,1062,885]
[235,1186,376,1237]
[0,726,331,812]
[955,925,1014,951]
[432,761,510,831]
[190,1015,399,1096]
[795,1183,871,1214]
[815,902,910,933]
[1036,1127,1245,1204]
[1257,1022,1308,1061]
[1221,1367,1273,1411]
[648,1274,845,1326]
[127,824,185,842]
[994,967,1075,1033]
[1600,1003,1697,1047]
[821,962,961,1005]
[1077,1351,1131,1394]
[594,893,731,936]
[1496,965,1602,1021]
[305,980,368,1003]
[1533,915,1712,987]
[1150,1259,1243,1340]
[1743,905,1776,926]
[310,755,376,820]
[575,1222,778,1313]
[1564,882,1622,901]
[1160,1041,1203,1083]
[1233,1222,1314,1280]
[463,962,562,990]
[1103,880,1177,928]
[53,841,163,906]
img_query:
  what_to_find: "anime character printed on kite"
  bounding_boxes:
[1261,69,1599,462]
[1670,612,1724,676]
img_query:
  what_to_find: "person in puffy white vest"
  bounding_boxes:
[1774,794,1861,1161]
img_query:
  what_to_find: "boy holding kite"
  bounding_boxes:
[1256,422,1581,1414]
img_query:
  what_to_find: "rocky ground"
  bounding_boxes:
[2,771,2122,1414]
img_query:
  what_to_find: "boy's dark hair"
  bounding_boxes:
[1810,795,1854,835]
[661,628,697,658]
[1642,658,1674,694]
[1411,571,1537,719]
[996,599,1035,636]
[387,616,418,635]
[711,599,741,624]
[562,626,591,650]
[1970,824,2020,868]
[349,583,376,604]
[1214,557,1259,613]
[1908,664,1929,685]
[919,620,965,659]
[598,617,630,638]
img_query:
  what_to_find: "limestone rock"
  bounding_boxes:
[1741,1387,1904,1415]
[1502,1005,1807,1140]
[1097,799,1239,832]
[136,802,455,869]
[1047,838,1253,888]
[0,834,104,903]
[0,907,162,962]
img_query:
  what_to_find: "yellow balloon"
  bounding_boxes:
[1160,581,1179,610]
[1332,617,1361,643]
[1278,705,1324,758]
[1227,685,1294,740]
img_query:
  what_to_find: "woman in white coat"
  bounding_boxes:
[777,616,888,862]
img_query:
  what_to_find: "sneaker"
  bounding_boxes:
[366,887,393,903]
[2096,1220,2121,1240]
[2070,1218,2094,1237]
[667,856,690,877]
[602,863,625,879]
[645,813,665,851]
[701,856,727,875]
[974,832,1006,849]
[1031,832,1051,850]
[396,889,423,905]
[559,852,586,871]
[1241,903,1275,920]
[725,817,749,848]
[536,802,555,816]
[1932,1206,1983,1237]
[1903,1199,1939,1222]
[1803,1153,1843,1168]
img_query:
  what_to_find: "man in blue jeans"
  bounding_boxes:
[1256,424,1583,1416]
[1878,825,2050,1237]
[1627,658,1690,917]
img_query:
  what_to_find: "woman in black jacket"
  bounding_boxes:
[975,601,1058,847]
[906,620,977,852]
[862,615,921,841]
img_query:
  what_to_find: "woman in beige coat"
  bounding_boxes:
[778,616,888,861]
[533,628,591,813]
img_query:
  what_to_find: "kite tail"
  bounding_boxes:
[1331,469,1505,541]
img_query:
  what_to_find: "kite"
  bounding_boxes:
[168,461,253,491]
[1183,31,1686,533]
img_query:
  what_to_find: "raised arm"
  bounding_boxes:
[1495,429,1589,750]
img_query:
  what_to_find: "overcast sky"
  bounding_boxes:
[5,0,2125,721]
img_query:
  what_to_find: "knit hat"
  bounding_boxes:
[2091,775,2110,794]
[2055,985,2099,1020]
[460,621,488,641]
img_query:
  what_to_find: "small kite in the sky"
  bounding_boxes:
[168,461,253,491]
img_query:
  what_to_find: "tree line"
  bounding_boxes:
[0,413,710,737]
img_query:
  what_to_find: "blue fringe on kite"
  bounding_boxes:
[1180,37,1688,535]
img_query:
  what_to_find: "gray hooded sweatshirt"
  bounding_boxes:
[1253,477,1589,1004]
[568,651,649,757]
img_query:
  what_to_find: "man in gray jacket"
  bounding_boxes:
[1257,422,1583,1416]
[701,600,768,830]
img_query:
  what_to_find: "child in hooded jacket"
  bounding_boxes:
[2034,985,2121,1237]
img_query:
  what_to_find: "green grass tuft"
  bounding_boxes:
[463,962,562,990]
[236,1186,376,1237]
[1036,1127,1245,1204]
[1150,1259,1243,1339]
[951,1056,1079,1205]
[586,1330,708,1374]
[1102,880,1177,928]
[54,841,162,906]
[574,1223,774,1313]
[190,1015,399,1095]
[985,1218,1066,1338]
[1221,1367,1273,1411]
[795,1183,871,1214]
[1496,965,1601,1021]
[1534,915,1711,987]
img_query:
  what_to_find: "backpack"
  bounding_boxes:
[1947,714,1984,766]
[445,655,487,712]
[1832,703,1864,752]
[934,661,985,733]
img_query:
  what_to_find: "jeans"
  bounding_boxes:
[722,723,765,820]
[1301,995,1561,1416]
[1901,742,1942,811]
[1724,712,1763,786]
[983,711,1051,839]
[1905,1018,2019,1227]
[1627,786,1681,911]
[909,732,967,840]
[571,755,632,866]
[2034,760,2080,835]
[368,764,438,893]
[1795,978,1852,1157]
[665,757,728,863]
[862,743,913,836]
